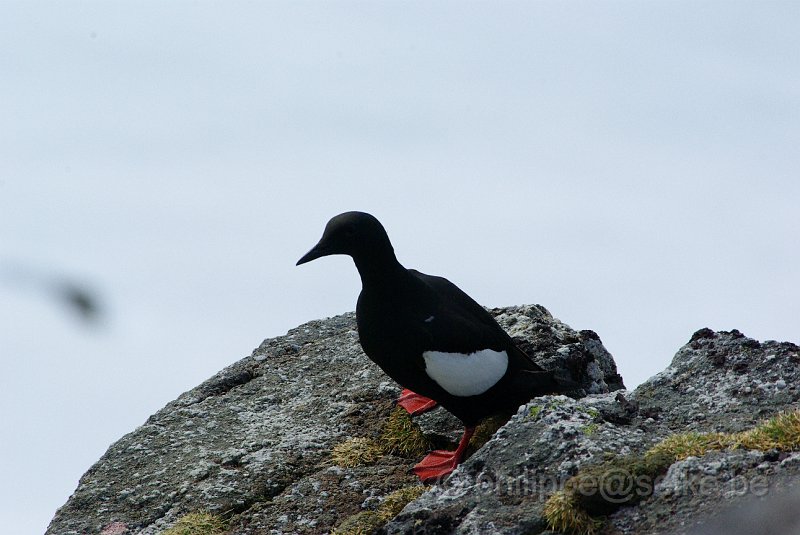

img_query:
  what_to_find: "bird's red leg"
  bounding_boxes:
[397,388,438,416]
[413,426,475,483]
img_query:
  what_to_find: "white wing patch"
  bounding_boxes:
[422,349,508,397]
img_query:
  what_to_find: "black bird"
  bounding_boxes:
[297,211,572,481]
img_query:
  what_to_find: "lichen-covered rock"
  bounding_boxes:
[48,313,799,535]
[494,305,624,394]
[48,313,416,535]
[633,328,800,433]
[608,330,800,535]
[46,305,619,535]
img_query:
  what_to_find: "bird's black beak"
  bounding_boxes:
[296,242,329,266]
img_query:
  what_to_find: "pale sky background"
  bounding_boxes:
[1,2,798,533]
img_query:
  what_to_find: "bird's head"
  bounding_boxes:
[296,211,394,266]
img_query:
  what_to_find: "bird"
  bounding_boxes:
[297,211,574,481]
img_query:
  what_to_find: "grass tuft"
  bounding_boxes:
[379,407,432,458]
[331,437,383,468]
[162,511,226,535]
[646,410,800,462]
[737,410,800,451]
[645,431,734,461]
[543,490,604,535]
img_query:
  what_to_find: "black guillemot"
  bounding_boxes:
[297,211,574,481]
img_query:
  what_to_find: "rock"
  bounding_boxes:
[633,328,800,434]
[388,329,800,534]
[47,315,800,535]
[687,485,800,535]
[46,305,621,535]
[607,331,800,535]
[494,305,624,394]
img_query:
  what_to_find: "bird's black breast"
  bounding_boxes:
[355,276,439,385]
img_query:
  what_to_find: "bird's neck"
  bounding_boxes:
[353,249,407,290]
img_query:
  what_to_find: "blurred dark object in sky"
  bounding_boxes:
[1,260,104,326]
[56,282,101,324]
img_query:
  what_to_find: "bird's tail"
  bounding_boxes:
[551,370,582,393]
[512,369,582,400]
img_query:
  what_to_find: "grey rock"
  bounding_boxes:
[46,305,620,535]
[493,305,624,394]
[607,330,800,535]
[632,328,800,435]
[47,316,800,535]
[687,485,800,535]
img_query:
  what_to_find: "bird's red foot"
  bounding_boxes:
[413,449,462,482]
[397,388,438,416]
[412,427,475,483]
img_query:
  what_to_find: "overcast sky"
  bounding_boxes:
[1,2,798,533]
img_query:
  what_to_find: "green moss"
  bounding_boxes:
[331,511,384,535]
[566,451,674,516]
[379,407,432,458]
[332,485,426,535]
[162,511,226,535]
[575,406,600,419]
[331,437,383,468]
[528,405,543,419]
[379,485,426,517]
[545,449,674,532]
[580,423,599,436]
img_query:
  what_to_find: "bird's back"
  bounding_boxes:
[408,270,545,372]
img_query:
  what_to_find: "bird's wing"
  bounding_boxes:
[408,270,544,371]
